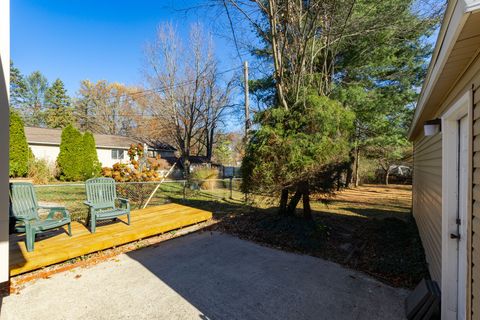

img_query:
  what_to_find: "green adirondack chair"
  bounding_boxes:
[9,182,72,252]
[84,177,130,233]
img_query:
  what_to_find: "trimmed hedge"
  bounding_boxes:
[81,132,101,180]
[57,125,101,181]
[9,110,32,177]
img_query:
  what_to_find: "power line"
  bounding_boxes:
[88,65,242,106]
[76,103,242,118]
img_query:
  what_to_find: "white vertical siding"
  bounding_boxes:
[413,133,443,283]
[96,148,128,168]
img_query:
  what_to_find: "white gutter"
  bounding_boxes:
[466,0,480,12]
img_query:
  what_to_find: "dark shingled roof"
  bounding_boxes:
[24,127,175,150]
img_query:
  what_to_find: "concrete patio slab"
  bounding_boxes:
[1,231,409,320]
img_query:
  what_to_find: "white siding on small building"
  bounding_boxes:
[97,148,128,168]
[29,144,129,168]
[412,133,443,283]
[30,144,60,166]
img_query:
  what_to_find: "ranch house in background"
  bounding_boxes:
[24,126,176,168]
[409,0,480,319]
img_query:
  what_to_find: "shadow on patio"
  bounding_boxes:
[123,231,409,319]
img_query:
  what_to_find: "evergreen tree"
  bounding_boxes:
[57,125,84,181]
[10,61,26,109]
[242,95,354,217]
[45,79,74,128]
[9,110,32,177]
[230,0,442,202]
[81,132,101,179]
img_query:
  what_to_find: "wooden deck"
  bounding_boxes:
[9,203,212,276]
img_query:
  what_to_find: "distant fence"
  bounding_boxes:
[34,178,244,222]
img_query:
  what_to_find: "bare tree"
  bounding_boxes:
[201,64,235,161]
[142,23,234,176]
[75,80,139,135]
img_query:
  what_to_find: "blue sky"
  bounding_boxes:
[11,0,243,95]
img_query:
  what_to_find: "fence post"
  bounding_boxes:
[229,177,233,199]
[183,180,186,200]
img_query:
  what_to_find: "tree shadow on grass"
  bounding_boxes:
[332,206,412,221]
[170,198,428,288]
[318,198,411,211]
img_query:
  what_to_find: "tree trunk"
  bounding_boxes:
[206,126,215,162]
[302,181,312,219]
[346,149,355,187]
[287,186,303,216]
[336,169,342,191]
[385,170,390,185]
[279,188,289,215]
[286,181,312,218]
[354,147,360,187]
[183,155,191,179]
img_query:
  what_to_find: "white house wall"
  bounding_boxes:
[96,148,127,168]
[30,144,60,166]
[29,145,128,169]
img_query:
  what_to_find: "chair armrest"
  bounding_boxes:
[40,206,70,219]
[84,201,95,207]
[117,198,130,210]
[84,201,100,213]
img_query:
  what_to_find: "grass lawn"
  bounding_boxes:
[34,180,244,222]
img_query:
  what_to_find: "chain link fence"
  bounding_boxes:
[34,178,244,222]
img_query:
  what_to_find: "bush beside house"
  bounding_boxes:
[81,132,101,180]
[28,158,54,184]
[9,110,32,177]
[57,125,101,181]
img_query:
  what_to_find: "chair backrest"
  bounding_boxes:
[85,177,117,209]
[9,182,39,220]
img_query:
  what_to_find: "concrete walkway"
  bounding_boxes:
[1,232,409,320]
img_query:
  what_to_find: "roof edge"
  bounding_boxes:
[408,0,468,140]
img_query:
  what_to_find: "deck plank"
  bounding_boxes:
[9,204,212,276]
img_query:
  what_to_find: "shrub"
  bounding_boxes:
[9,110,32,177]
[57,125,83,181]
[28,158,54,184]
[102,144,165,208]
[101,144,163,182]
[57,125,100,181]
[190,167,219,189]
[81,132,101,180]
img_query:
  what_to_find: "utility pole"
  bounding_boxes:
[244,61,250,137]
[243,61,250,203]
